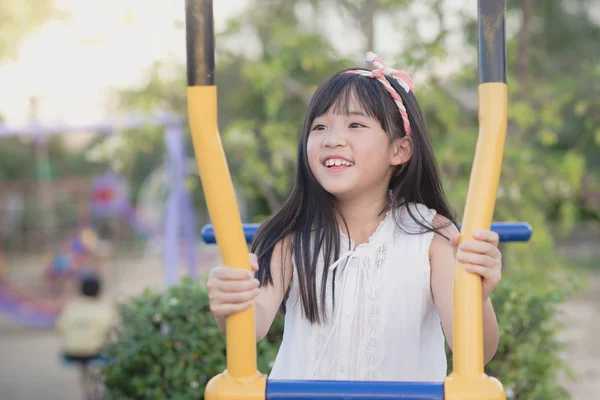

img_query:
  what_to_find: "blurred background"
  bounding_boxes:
[0,0,598,399]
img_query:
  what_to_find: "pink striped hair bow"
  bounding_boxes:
[344,52,414,135]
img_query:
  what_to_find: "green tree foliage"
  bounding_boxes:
[0,135,106,181]
[0,1,72,181]
[0,0,62,60]
[463,0,600,216]
[216,2,352,214]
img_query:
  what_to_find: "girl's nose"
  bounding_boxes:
[323,127,347,148]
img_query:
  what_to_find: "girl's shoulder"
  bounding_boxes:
[428,211,459,260]
[392,201,439,229]
[390,202,457,250]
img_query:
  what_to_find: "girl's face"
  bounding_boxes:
[306,95,410,200]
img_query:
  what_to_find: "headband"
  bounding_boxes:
[344,52,414,135]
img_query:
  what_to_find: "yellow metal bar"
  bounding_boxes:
[185,1,265,398]
[187,86,266,399]
[444,83,507,400]
[188,86,256,377]
[455,82,507,376]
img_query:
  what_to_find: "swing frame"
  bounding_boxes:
[185,1,510,399]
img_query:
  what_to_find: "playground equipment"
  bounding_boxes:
[0,114,199,327]
[90,173,155,238]
[186,0,513,399]
[0,225,100,329]
[0,283,59,328]
[201,222,532,245]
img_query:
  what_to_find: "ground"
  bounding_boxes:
[0,251,598,400]
[0,252,178,400]
[558,271,600,398]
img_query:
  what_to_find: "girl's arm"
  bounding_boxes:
[429,214,500,365]
[209,237,293,342]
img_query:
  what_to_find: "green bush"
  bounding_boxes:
[483,274,576,400]
[100,277,284,399]
[445,263,581,399]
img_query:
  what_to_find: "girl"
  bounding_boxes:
[207,52,502,382]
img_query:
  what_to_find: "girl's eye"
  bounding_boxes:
[311,124,326,131]
[350,122,366,128]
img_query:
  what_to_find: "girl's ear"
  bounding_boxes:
[390,136,413,166]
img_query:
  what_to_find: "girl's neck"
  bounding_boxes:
[335,191,390,247]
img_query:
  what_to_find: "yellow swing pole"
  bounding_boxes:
[185,0,266,398]
[445,1,508,399]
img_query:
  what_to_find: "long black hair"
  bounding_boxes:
[251,68,457,324]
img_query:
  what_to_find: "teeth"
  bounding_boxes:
[325,158,354,167]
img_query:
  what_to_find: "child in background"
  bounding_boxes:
[56,274,113,399]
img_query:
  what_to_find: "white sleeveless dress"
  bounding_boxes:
[268,203,447,382]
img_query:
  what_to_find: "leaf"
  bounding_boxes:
[538,129,559,147]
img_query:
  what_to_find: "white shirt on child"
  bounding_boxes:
[268,203,447,382]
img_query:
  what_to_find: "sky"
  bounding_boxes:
[0,0,497,127]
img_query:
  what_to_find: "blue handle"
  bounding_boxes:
[200,223,261,245]
[266,380,444,399]
[481,222,532,242]
[201,222,532,244]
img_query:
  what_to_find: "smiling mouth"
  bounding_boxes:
[323,158,354,168]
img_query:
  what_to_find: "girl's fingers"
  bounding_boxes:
[459,241,501,257]
[218,288,260,304]
[211,301,253,317]
[249,253,259,271]
[450,234,460,247]
[249,253,258,264]
[216,267,254,281]
[473,230,500,246]
[464,264,492,278]
[219,278,260,293]
[457,252,496,268]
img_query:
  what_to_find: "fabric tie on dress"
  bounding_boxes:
[309,247,377,378]
[329,249,378,299]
